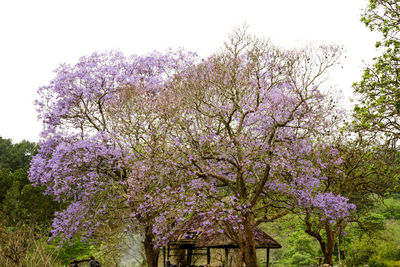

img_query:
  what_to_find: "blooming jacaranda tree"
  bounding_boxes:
[163,29,355,266]
[29,49,204,267]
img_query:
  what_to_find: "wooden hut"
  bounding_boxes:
[163,220,281,267]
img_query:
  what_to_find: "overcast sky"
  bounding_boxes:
[0,0,380,143]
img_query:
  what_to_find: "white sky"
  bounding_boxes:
[0,0,380,143]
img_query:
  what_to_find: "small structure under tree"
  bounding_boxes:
[163,223,281,267]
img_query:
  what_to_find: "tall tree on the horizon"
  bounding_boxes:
[0,137,36,171]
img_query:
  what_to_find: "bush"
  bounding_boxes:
[382,198,400,219]
[0,220,62,267]
[385,261,400,267]
[50,236,95,265]
[22,239,63,267]
[369,256,389,267]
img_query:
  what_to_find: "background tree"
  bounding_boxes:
[349,2,400,265]
[0,137,58,227]
[0,137,36,171]
[354,0,400,145]
[0,137,63,266]
[299,131,394,265]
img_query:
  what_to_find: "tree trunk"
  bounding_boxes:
[322,222,335,266]
[313,222,336,266]
[144,226,160,267]
[233,249,243,267]
[238,215,258,267]
[304,216,337,267]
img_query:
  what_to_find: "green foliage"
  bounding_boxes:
[3,180,23,223]
[262,216,320,266]
[50,236,95,265]
[262,201,400,267]
[2,168,30,223]
[369,256,389,267]
[0,137,65,265]
[345,219,400,266]
[382,198,400,219]
[0,137,59,227]
[381,220,400,261]
[0,137,13,169]
[385,261,400,267]
[361,213,386,231]
[19,184,60,225]
[349,2,400,263]
[281,228,318,266]
[0,166,59,226]
[0,169,13,203]
[0,137,36,171]
[345,234,376,266]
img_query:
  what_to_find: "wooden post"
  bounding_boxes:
[163,247,166,267]
[187,248,192,266]
[343,233,346,260]
[338,235,341,265]
[224,248,229,267]
[207,247,210,265]
[266,248,270,267]
[167,244,170,264]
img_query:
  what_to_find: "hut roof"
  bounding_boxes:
[170,216,281,249]
[193,226,281,249]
